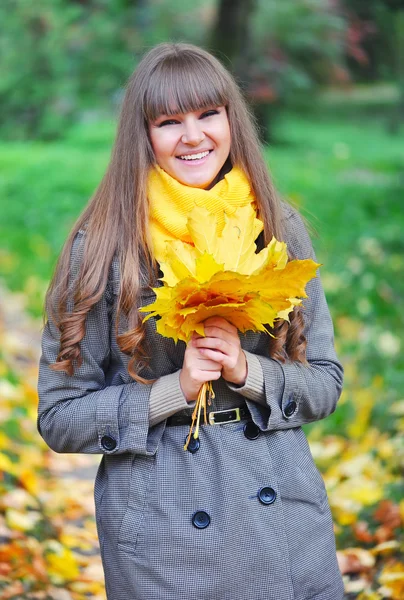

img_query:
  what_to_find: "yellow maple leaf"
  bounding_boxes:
[45,540,80,584]
[159,240,198,286]
[140,205,319,343]
[6,508,41,532]
[195,252,224,283]
[215,205,261,272]
[187,206,220,255]
[378,562,404,600]
[0,451,16,475]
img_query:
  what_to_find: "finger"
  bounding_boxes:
[203,317,236,335]
[189,354,223,370]
[209,370,222,381]
[199,327,239,348]
[198,357,224,370]
[198,348,228,365]
[190,332,204,342]
[188,365,222,381]
[194,336,230,352]
[186,342,226,362]
[200,326,228,339]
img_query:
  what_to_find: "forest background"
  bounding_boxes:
[0,0,403,598]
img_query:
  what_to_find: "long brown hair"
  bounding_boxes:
[47,42,306,379]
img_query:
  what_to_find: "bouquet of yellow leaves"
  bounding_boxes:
[140,204,319,449]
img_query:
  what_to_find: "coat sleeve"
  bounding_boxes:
[37,231,166,456]
[228,207,344,432]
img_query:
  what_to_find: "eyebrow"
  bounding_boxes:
[153,106,222,121]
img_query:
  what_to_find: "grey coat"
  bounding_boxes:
[37,204,344,600]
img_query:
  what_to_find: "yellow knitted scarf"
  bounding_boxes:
[148,164,259,261]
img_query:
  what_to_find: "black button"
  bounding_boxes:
[243,421,260,440]
[284,401,297,417]
[101,435,117,451]
[192,511,210,529]
[258,486,276,505]
[185,436,200,454]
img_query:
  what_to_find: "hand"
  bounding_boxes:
[192,317,247,386]
[179,334,222,402]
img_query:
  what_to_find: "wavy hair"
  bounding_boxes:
[47,42,307,380]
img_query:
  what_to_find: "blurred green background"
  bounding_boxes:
[0,1,403,598]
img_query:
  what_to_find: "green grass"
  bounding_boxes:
[0,119,116,309]
[266,110,404,434]
[1,109,403,434]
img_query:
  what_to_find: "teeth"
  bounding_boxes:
[179,151,210,161]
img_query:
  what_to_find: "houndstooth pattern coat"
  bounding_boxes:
[38,203,344,600]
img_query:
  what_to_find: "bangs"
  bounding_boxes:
[143,55,229,121]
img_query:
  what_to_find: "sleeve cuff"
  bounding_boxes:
[149,371,191,427]
[225,351,266,405]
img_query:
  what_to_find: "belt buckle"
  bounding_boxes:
[208,408,241,425]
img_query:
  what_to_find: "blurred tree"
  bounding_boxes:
[3,0,390,141]
[383,0,404,9]
[210,0,256,75]
[0,0,141,139]
[339,0,398,81]
[384,0,404,130]
[0,0,213,139]
[227,0,348,141]
[339,0,404,129]
[0,0,73,138]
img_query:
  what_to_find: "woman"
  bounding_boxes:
[38,43,344,600]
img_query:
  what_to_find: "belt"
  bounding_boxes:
[166,404,250,427]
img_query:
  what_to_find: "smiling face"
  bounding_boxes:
[148,106,231,189]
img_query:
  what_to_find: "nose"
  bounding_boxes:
[181,116,205,146]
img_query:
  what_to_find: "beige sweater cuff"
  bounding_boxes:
[225,351,266,405]
[149,371,192,427]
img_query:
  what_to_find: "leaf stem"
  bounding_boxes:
[183,382,209,451]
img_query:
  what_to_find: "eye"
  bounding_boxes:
[158,118,180,127]
[200,109,219,119]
